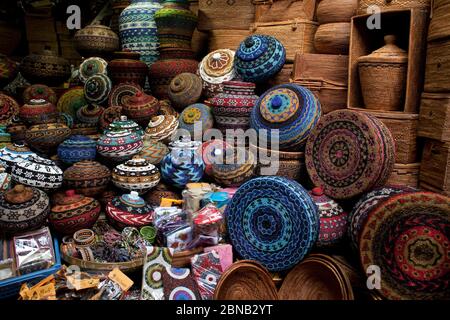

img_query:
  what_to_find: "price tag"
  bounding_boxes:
[108,268,133,292]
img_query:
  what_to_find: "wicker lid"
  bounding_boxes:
[201,49,235,79]
[358,35,408,64]
[64,160,111,180]
[214,260,278,300]
[108,116,143,134]
[79,57,108,83]
[53,190,85,206]
[169,72,201,94]
[122,91,158,109]
[4,184,33,204]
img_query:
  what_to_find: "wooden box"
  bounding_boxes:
[292,53,348,114]
[348,9,429,113]
[387,163,420,188]
[350,108,419,163]
[198,0,255,31]
[254,0,317,22]
[424,39,450,93]
[427,0,450,42]
[419,139,450,194]
[418,93,450,142]
[260,63,294,93]
[357,0,431,15]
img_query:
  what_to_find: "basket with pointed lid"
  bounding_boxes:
[112,156,161,194]
[0,184,50,235]
[63,160,111,197]
[198,49,236,98]
[107,115,144,136]
[122,90,160,126]
[144,115,178,143]
[0,93,19,126]
[23,84,57,105]
[168,73,202,109]
[96,127,144,162]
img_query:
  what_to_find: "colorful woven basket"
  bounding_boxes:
[225,176,319,272]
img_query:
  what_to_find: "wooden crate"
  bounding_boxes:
[292,53,348,114]
[418,93,450,142]
[424,38,450,93]
[357,0,431,15]
[348,9,429,113]
[419,139,450,194]
[350,108,419,163]
[428,0,450,41]
[387,163,420,188]
[198,0,255,31]
[254,0,317,22]
[260,63,294,92]
[208,29,250,52]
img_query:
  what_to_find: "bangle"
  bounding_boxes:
[62,236,74,244]
[78,246,95,262]
[73,229,95,247]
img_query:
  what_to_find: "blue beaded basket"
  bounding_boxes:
[57,135,97,164]
[234,34,286,83]
[225,176,320,272]
[250,83,321,151]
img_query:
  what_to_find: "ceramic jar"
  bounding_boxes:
[211,147,256,187]
[84,74,112,105]
[148,48,199,99]
[19,99,58,125]
[78,57,108,83]
[122,90,160,126]
[76,104,105,125]
[250,83,322,151]
[358,35,408,111]
[235,35,286,83]
[160,139,205,188]
[0,184,50,235]
[144,115,178,143]
[20,47,71,86]
[119,0,162,66]
[106,191,154,230]
[25,122,71,153]
[309,187,348,247]
[57,135,97,164]
[0,54,18,88]
[137,138,169,165]
[0,165,11,193]
[144,182,180,206]
[63,160,111,197]
[97,129,143,162]
[154,0,198,49]
[179,103,214,137]
[22,84,57,104]
[198,49,236,98]
[107,115,144,136]
[112,157,161,194]
[108,51,148,87]
[74,23,120,58]
[57,87,87,118]
[11,155,63,190]
[209,81,258,133]
[0,93,19,126]
[6,118,27,144]
[168,72,202,109]
[49,190,101,235]
[0,143,36,172]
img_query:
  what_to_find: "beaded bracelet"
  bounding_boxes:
[73,229,96,247]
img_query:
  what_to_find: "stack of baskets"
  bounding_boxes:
[418,0,450,195]
[291,0,356,113]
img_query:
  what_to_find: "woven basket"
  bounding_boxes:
[424,38,450,93]
[251,19,318,60]
[278,254,355,300]
[214,261,278,300]
[314,22,350,55]
[208,29,250,52]
[387,162,420,188]
[198,0,255,31]
[428,0,450,41]
[317,0,358,23]
[357,0,431,14]
[61,249,145,274]
[253,0,317,22]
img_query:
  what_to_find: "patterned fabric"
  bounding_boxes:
[119,0,162,66]
[163,267,200,300]
[141,246,174,300]
[11,156,63,190]
[84,74,112,104]
[235,35,286,83]
[305,110,395,200]
[225,176,319,272]
[160,140,205,189]
[191,251,223,300]
[57,135,97,164]
[204,244,233,272]
[250,83,321,151]
[79,57,108,83]
[359,192,450,300]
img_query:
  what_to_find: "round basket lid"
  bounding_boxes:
[84,74,112,104]
[236,35,270,62]
[4,184,33,204]
[358,35,408,64]
[122,90,158,109]
[108,83,141,108]
[359,191,450,300]
[200,49,235,82]
[64,160,111,179]
[214,261,278,300]
[57,87,87,118]
[305,109,395,199]
[23,84,57,104]
[0,93,19,126]
[109,191,153,215]
[225,176,319,272]
[79,57,108,83]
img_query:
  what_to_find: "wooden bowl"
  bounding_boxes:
[278,254,354,300]
[314,23,350,55]
[214,261,278,300]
